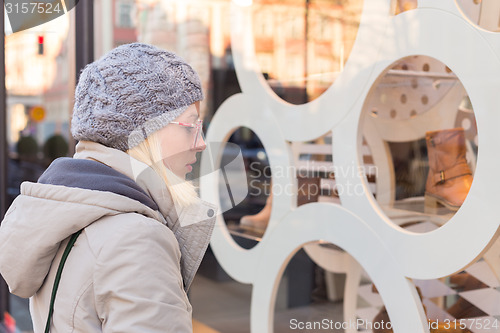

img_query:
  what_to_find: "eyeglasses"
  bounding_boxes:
[170,119,205,149]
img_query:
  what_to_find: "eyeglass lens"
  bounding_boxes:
[192,120,204,148]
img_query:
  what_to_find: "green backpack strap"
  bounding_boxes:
[44,230,83,333]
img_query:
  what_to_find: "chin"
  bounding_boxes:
[174,171,187,180]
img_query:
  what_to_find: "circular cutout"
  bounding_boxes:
[456,0,500,32]
[248,202,429,332]
[222,127,271,247]
[273,244,346,332]
[252,0,364,104]
[360,55,478,232]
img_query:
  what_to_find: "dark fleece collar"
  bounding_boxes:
[38,157,159,211]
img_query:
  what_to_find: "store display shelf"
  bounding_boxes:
[386,69,458,80]
[226,221,264,242]
[296,161,335,173]
[380,196,455,227]
[225,196,454,241]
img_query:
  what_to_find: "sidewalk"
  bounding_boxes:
[7,274,343,333]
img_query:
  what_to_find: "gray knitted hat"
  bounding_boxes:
[71,43,203,151]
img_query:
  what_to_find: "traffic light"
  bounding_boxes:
[38,35,44,55]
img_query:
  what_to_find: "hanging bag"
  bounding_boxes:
[44,230,83,333]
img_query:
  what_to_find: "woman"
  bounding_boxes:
[0,43,217,332]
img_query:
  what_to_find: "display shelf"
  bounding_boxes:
[226,221,264,242]
[225,196,454,241]
[380,196,455,227]
[386,69,457,80]
[318,242,344,252]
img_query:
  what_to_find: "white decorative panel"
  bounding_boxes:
[200,1,500,332]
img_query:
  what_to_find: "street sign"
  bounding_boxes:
[29,105,45,122]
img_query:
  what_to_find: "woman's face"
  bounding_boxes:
[159,102,206,178]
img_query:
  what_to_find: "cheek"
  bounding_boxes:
[159,128,193,175]
[163,153,190,178]
[162,145,191,172]
[161,134,185,158]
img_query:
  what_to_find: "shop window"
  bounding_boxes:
[272,244,345,331]
[456,0,500,32]
[315,15,333,40]
[360,55,478,232]
[5,13,73,211]
[116,2,134,28]
[286,55,304,83]
[255,11,274,37]
[363,259,498,331]
[253,0,364,104]
[316,57,333,84]
[392,0,418,15]
[288,15,304,40]
[225,130,343,241]
[188,5,211,27]
[290,132,340,208]
[221,127,271,247]
[257,53,274,76]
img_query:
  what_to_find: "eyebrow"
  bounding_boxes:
[187,114,199,121]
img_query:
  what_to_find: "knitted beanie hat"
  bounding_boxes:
[71,43,203,151]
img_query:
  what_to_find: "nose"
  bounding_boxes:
[193,133,206,151]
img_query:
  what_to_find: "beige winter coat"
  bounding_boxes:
[0,141,217,332]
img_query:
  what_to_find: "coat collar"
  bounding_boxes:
[73,141,217,291]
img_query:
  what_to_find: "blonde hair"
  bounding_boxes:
[126,130,199,209]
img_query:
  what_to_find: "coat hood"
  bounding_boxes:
[0,141,216,297]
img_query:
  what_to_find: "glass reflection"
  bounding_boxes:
[6,13,73,208]
[361,55,477,231]
[393,0,417,14]
[365,260,499,331]
[222,127,271,244]
[456,0,500,32]
[253,0,364,104]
